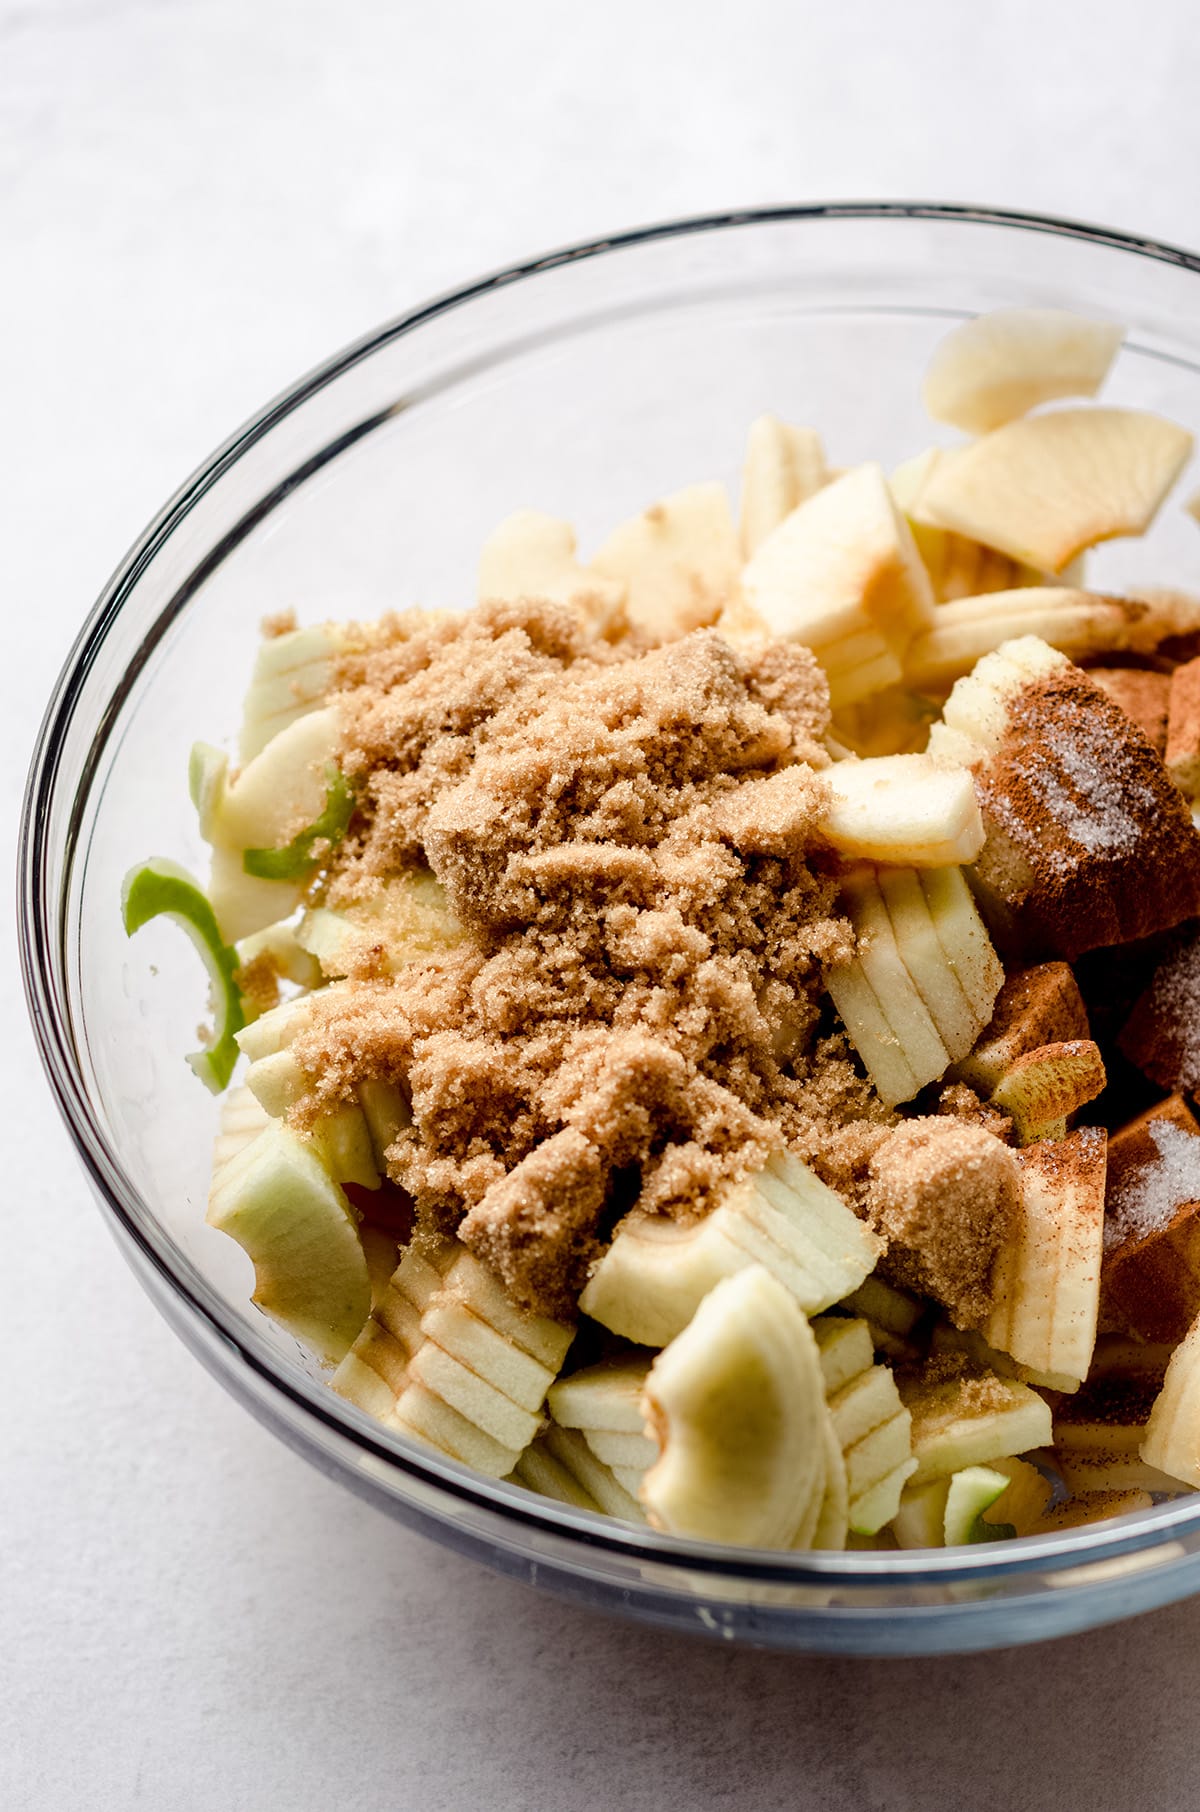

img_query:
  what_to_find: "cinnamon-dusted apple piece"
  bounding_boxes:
[1165,655,1200,796]
[922,308,1123,436]
[1086,667,1171,754]
[988,1039,1106,1146]
[1101,1095,1200,1345]
[913,409,1193,574]
[951,961,1090,1096]
[984,1126,1107,1387]
[929,637,1200,956]
[1120,927,1200,1097]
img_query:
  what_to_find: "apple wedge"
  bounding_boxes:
[738,414,827,556]
[904,588,1154,693]
[478,509,626,629]
[738,463,934,699]
[818,752,984,867]
[206,1123,370,1363]
[988,1040,1107,1146]
[901,1371,1053,1485]
[579,1151,880,1345]
[984,1127,1106,1386]
[922,308,1123,435]
[1140,1313,1200,1489]
[639,1266,828,1548]
[589,482,740,638]
[915,408,1193,574]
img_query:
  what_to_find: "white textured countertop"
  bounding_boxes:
[8,4,1200,1806]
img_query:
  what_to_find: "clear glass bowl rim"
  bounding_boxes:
[21,198,1200,1591]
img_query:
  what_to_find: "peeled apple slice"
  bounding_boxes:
[206,1123,370,1363]
[478,510,626,627]
[922,308,1123,435]
[589,482,740,638]
[818,753,985,868]
[639,1266,827,1548]
[579,1152,880,1346]
[903,1372,1053,1485]
[1141,1314,1200,1488]
[738,415,827,556]
[904,588,1153,692]
[984,1127,1106,1388]
[121,858,245,1091]
[739,463,934,678]
[915,408,1194,573]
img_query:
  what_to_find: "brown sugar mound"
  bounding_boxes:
[289,600,893,1315]
[867,1116,1021,1328]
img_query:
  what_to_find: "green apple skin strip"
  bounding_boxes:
[242,766,355,881]
[122,858,245,1092]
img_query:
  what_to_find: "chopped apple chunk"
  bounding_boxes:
[818,753,984,868]
[915,409,1193,573]
[589,482,739,638]
[738,415,827,556]
[922,308,1123,435]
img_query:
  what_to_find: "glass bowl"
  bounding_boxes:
[22,202,1200,1657]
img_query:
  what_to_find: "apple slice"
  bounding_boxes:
[579,1151,880,1346]
[740,462,935,665]
[825,867,952,1105]
[589,482,740,638]
[892,449,1041,600]
[984,1126,1106,1386]
[922,308,1123,435]
[215,706,342,854]
[1140,1315,1200,1489]
[239,621,351,762]
[540,1425,647,1521]
[818,753,984,867]
[206,1123,370,1363]
[877,866,978,1060]
[640,1266,828,1547]
[952,962,1090,1095]
[511,1437,603,1512]
[915,408,1193,573]
[738,415,827,556]
[478,510,626,629]
[242,767,355,880]
[904,588,1153,693]
[942,1465,1013,1544]
[902,1371,1053,1484]
[122,858,245,1091]
[988,1040,1107,1146]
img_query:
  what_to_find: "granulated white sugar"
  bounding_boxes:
[1104,1118,1200,1253]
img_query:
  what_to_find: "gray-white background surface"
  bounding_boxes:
[6,3,1200,1806]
